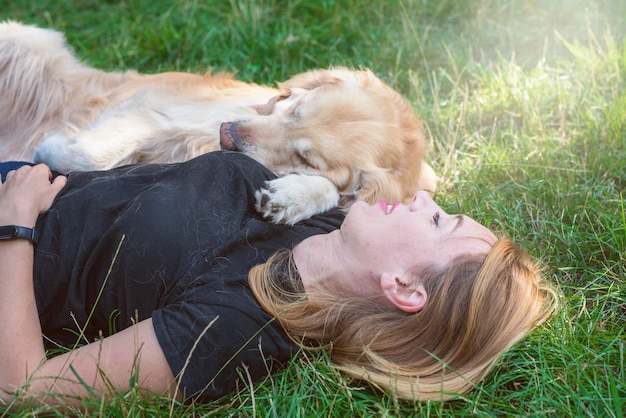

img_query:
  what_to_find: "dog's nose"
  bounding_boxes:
[219,122,235,150]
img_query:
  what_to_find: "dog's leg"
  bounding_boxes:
[255,174,340,225]
[33,112,159,172]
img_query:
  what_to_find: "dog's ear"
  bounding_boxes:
[354,159,431,208]
[353,165,404,206]
[254,89,292,115]
[279,69,344,90]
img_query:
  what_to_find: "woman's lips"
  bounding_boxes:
[379,200,400,214]
[388,201,401,214]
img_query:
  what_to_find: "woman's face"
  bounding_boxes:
[338,191,497,275]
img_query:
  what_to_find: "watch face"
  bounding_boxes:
[0,226,18,240]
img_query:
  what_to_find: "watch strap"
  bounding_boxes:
[0,225,38,244]
[14,226,38,244]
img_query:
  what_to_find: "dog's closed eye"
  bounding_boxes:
[292,140,314,166]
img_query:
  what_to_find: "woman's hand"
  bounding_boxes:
[0,164,66,226]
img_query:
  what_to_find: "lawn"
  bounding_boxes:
[1,0,624,416]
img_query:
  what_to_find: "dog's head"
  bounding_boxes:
[219,68,427,206]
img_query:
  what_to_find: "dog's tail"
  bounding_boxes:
[0,21,134,160]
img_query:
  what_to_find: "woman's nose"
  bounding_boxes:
[410,190,437,211]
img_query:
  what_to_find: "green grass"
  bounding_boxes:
[2,0,625,416]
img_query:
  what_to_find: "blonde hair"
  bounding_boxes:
[249,237,557,401]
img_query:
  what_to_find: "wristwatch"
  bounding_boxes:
[0,225,38,244]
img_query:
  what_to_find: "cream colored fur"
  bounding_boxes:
[0,21,437,224]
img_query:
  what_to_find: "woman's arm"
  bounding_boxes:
[0,164,62,396]
[0,165,179,404]
[23,319,180,403]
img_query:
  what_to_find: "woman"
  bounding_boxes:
[0,152,556,405]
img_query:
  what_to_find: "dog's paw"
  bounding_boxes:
[255,174,339,225]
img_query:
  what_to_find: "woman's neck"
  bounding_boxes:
[293,231,346,294]
[294,229,383,302]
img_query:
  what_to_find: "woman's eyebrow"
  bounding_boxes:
[450,215,464,233]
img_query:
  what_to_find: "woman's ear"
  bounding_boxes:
[380,273,427,313]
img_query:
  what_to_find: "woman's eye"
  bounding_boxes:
[432,211,440,226]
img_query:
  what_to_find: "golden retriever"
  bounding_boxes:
[0,21,436,224]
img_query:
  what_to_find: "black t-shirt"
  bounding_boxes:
[33,152,344,401]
